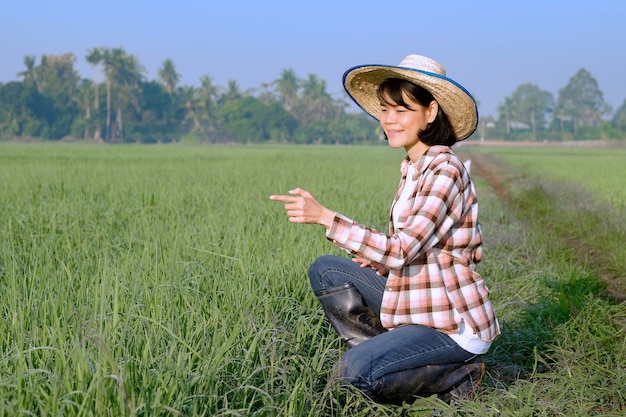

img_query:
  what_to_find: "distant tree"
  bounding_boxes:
[17,55,40,92]
[0,82,28,139]
[102,47,145,141]
[158,59,180,95]
[510,83,554,140]
[555,68,610,134]
[13,57,47,137]
[30,53,80,139]
[86,47,104,140]
[3,45,393,144]
[177,85,202,135]
[72,79,94,139]
[219,96,296,143]
[613,98,626,132]
[134,80,172,143]
[273,68,299,112]
[36,53,79,95]
[199,75,220,106]
[297,74,338,125]
[115,53,144,141]
[102,49,114,140]
[219,80,243,106]
[198,75,222,141]
[496,96,516,136]
[334,112,379,144]
[296,111,378,144]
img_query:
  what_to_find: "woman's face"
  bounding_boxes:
[379,90,437,158]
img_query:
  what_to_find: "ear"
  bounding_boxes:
[427,100,438,123]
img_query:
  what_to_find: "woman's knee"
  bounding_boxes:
[307,255,345,290]
[339,350,375,395]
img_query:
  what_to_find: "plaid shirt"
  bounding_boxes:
[326,146,500,343]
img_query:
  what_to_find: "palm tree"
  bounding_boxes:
[219,80,242,104]
[102,47,145,141]
[274,68,299,112]
[102,49,114,140]
[298,74,336,124]
[114,52,144,141]
[74,79,94,139]
[158,59,180,95]
[198,75,221,140]
[86,47,103,141]
[512,83,554,140]
[178,85,201,134]
[17,55,39,92]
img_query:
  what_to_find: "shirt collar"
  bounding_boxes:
[400,146,448,179]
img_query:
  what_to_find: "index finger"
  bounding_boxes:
[269,194,299,203]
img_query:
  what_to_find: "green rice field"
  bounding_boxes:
[1,143,625,416]
[472,146,626,208]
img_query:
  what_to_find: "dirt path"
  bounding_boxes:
[462,149,626,302]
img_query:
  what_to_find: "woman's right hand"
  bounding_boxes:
[352,257,389,276]
[269,187,335,229]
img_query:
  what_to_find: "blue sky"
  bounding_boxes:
[2,0,625,117]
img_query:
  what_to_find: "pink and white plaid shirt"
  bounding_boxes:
[326,146,500,343]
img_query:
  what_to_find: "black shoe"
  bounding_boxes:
[436,358,486,403]
[314,282,387,348]
[368,357,486,405]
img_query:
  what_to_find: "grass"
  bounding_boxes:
[1,143,625,416]
[472,146,626,208]
[459,145,626,416]
[460,145,626,298]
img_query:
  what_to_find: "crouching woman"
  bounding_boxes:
[271,54,500,404]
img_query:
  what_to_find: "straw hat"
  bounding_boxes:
[343,54,478,141]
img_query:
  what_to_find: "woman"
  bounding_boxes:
[270,54,500,404]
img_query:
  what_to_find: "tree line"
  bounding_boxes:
[0,47,377,144]
[1,47,625,144]
[487,69,626,141]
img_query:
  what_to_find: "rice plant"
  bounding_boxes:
[1,143,624,416]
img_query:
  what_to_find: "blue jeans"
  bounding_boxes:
[308,255,476,396]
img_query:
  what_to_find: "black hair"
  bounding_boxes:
[377,78,457,146]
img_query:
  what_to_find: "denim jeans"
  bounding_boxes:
[308,255,476,396]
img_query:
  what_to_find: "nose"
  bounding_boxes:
[381,110,395,124]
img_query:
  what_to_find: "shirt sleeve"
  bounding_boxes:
[326,157,465,270]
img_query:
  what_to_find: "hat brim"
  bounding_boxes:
[343,65,478,141]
